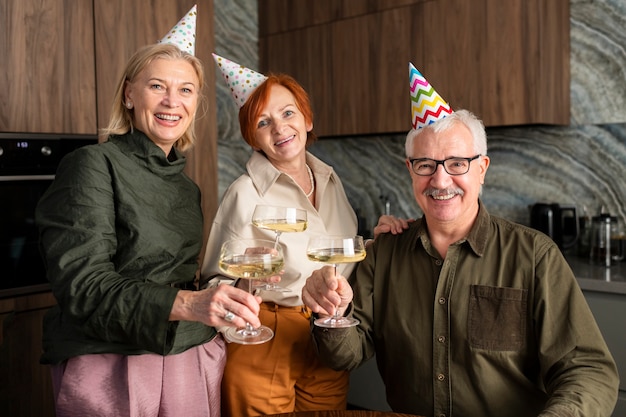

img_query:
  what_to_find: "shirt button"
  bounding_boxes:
[438,335,446,343]
[437,373,445,381]
[438,297,446,305]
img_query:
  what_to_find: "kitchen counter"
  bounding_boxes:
[565,255,626,295]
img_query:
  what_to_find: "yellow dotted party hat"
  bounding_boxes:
[212,53,268,108]
[409,63,453,129]
[159,5,197,55]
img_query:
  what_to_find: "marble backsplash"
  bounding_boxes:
[212,0,626,237]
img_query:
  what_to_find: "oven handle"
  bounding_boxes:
[0,175,55,181]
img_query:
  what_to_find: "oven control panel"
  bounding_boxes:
[0,133,97,176]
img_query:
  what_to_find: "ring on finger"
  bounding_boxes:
[224,310,236,322]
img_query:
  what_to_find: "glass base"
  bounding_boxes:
[253,283,292,293]
[224,325,274,344]
[314,316,360,328]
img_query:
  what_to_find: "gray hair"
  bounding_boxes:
[405,109,487,157]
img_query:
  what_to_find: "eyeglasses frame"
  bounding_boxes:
[408,154,481,176]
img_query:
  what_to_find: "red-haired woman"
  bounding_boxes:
[201,71,355,415]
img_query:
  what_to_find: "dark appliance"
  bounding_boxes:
[0,133,98,297]
[529,203,579,251]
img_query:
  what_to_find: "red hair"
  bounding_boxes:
[238,74,317,148]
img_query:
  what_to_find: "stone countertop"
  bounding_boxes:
[566,255,626,295]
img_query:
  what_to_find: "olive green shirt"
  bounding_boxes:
[313,201,618,417]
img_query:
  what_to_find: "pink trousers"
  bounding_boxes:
[51,336,226,417]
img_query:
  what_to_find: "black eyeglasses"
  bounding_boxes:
[408,155,481,176]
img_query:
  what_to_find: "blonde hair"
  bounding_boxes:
[100,43,206,151]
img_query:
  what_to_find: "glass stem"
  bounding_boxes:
[263,232,282,291]
[332,263,341,319]
[244,278,258,333]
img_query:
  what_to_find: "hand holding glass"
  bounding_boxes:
[306,235,366,328]
[251,205,307,292]
[218,238,284,344]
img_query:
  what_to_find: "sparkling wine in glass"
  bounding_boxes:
[218,238,284,344]
[306,235,366,328]
[251,205,308,292]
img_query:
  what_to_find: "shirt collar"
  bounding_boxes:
[415,199,490,257]
[246,151,336,197]
[466,200,490,256]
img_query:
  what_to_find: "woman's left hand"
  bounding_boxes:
[169,283,263,329]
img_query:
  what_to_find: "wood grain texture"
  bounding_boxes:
[258,0,429,35]
[0,0,97,133]
[259,0,570,135]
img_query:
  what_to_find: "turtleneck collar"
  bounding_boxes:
[108,130,187,176]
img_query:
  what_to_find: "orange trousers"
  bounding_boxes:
[220,302,349,417]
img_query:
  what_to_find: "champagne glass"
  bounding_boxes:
[251,205,308,292]
[218,238,284,344]
[306,235,366,328]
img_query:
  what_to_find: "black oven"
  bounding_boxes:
[0,133,98,297]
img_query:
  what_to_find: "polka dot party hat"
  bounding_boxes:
[409,63,453,130]
[159,4,197,55]
[212,53,268,108]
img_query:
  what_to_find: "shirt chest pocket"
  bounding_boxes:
[468,285,528,351]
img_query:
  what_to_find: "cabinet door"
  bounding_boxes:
[0,0,97,134]
[419,0,570,127]
[260,0,570,135]
[260,6,417,137]
[0,294,56,417]
[259,0,428,35]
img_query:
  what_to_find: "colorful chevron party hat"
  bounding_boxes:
[409,63,453,129]
[159,5,197,55]
[213,53,268,108]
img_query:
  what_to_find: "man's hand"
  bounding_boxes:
[302,265,353,317]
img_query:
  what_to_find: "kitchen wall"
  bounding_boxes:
[212,0,626,236]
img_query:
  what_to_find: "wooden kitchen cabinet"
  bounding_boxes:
[0,0,97,134]
[0,292,57,417]
[259,0,570,136]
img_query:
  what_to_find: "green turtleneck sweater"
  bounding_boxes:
[36,130,216,364]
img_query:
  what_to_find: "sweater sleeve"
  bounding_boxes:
[36,148,180,355]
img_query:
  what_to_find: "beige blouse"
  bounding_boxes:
[201,151,358,307]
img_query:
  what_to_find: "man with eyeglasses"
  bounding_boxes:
[302,66,618,417]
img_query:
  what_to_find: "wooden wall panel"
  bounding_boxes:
[0,0,97,134]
